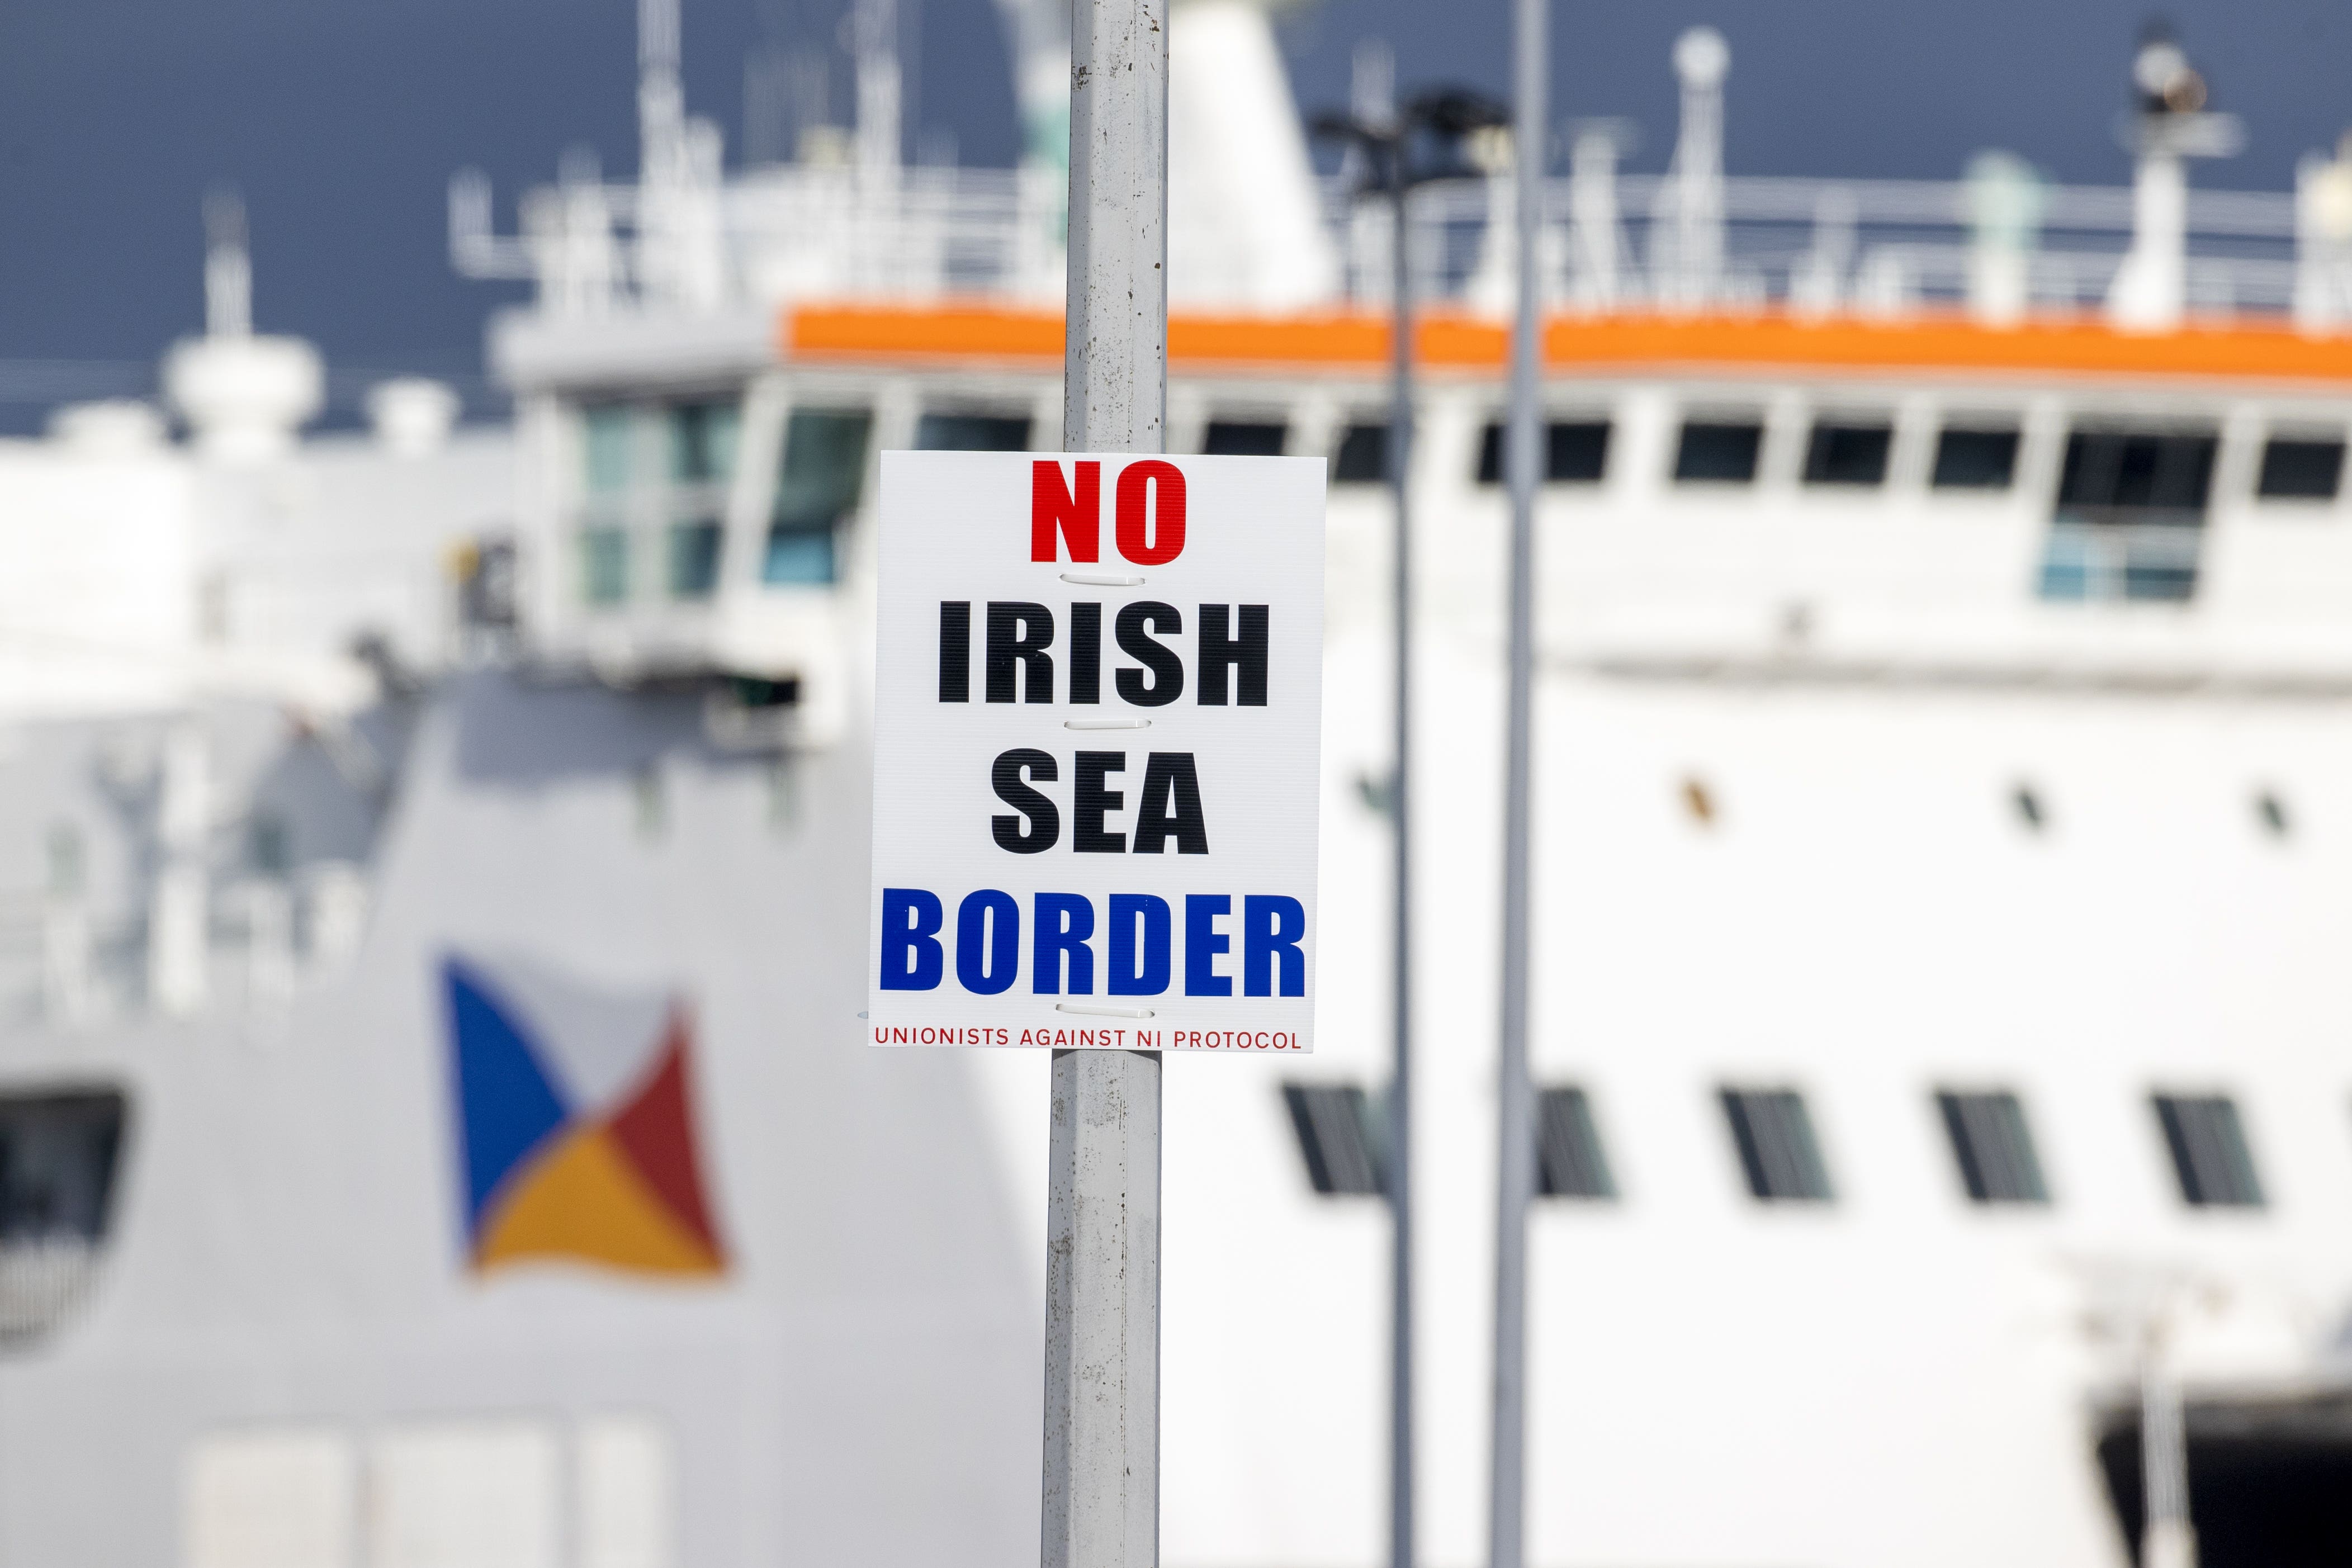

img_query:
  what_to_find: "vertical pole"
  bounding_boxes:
[1044,0,1166,1563]
[1489,2,1545,1565]
[2140,1325,2198,1568]
[1385,152,1418,1568]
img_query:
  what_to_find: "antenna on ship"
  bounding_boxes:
[2108,23,2241,332]
[633,0,730,310]
[853,0,901,180]
[639,0,685,181]
[202,187,252,340]
[1655,27,1728,309]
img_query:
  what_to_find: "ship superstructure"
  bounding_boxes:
[2,6,2352,1567]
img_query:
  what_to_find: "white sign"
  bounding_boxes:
[868,451,1326,1052]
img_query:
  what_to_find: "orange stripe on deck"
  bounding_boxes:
[780,304,2352,386]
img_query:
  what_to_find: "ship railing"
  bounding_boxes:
[466,159,2342,330]
[723,163,1062,304]
[1353,174,2312,323]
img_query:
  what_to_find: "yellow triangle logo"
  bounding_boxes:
[474,1124,723,1276]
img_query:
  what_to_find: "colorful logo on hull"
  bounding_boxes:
[443,956,727,1278]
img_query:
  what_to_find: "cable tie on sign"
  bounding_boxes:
[1059,572,1144,586]
[1064,717,1152,731]
[1055,1002,1155,1019]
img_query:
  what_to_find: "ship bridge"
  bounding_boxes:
[453,4,2352,728]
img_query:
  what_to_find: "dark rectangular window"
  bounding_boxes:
[2152,1093,2264,1208]
[2257,438,2345,501]
[1936,1090,2050,1205]
[1334,423,1388,484]
[2057,430,2218,514]
[2044,428,2219,603]
[666,519,723,599]
[1719,1087,1834,1202]
[1476,421,1613,485]
[1932,428,2020,490]
[0,1090,127,1244]
[1802,423,1892,487]
[1535,1086,1617,1200]
[0,1088,128,1343]
[1674,421,1763,484]
[1204,420,1287,457]
[1549,421,1611,482]
[768,407,872,586]
[1283,1084,1385,1196]
[667,400,741,484]
[914,411,1032,451]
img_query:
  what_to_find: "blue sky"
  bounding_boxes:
[0,0,2344,430]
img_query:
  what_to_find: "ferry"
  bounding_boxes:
[2,4,2351,1565]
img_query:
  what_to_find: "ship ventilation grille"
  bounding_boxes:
[1535,1087,1617,1200]
[1935,1089,2051,1205]
[1719,1087,1835,1204]
[1281,1084,1385,1197]
[2152,1093,2265,1208]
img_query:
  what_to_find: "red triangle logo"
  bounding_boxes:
[602,1005,726,1262]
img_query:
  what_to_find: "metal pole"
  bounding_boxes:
[1488,0,1545,1564]
[1385,148,1418,1568]
[1044,0,1166,1560]
[2141,1322,2198,1568]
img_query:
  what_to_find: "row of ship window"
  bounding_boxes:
[917,406,2349,505]
[1282,1083,2268,1210]
[566,393,2351,610]
[1263,416,2347,506]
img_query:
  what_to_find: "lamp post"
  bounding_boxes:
[1313,86,1508,1568]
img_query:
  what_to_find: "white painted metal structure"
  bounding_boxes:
[5,11,2352,1568]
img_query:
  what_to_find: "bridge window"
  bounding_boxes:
[766,408,872,586]
[666,400,739,485]
[2040,428,2217,602]
[581,528,629,606]
[573,397,743,608]
[1935,1089,2050,1205]
[1802,421,1891,487]
[1475,421,1611,485]
[1932,427,2020,490]
[2256,437,2345,501]
[666,522,722,599]
[915,410,1031,451]
[1535,1086,1617,1200]
[1333,422,1388,484]
[584,406,635,494]
[1282,1083,1384,1196]
[2152,1092,2264,1208]
[1674,420,1763,485]
[1203,419,1287,457]
[1719,1086,1834,1203]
